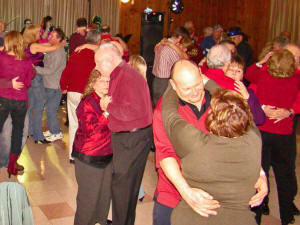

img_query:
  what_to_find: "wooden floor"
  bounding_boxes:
[1,104,300,225]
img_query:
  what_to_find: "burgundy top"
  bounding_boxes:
[0,51,35,100]
[72,91,113,166]
[60,49,95,93]
[203,67,235,90]
[25,44,44,67]
[153,95,210,208]
[69,32,86,56]
[246,64,300,135]
[107,61,153,132]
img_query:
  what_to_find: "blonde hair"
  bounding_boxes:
[4,31,26,60]
[267,49,295,78]
[23,24,41,48]
[129,55,147,80]
[82,69,102,98]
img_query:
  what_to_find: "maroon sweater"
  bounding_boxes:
[246,64,300,135]
[60,49,95,93]
[0,51,35,101]
[72,92,113,167]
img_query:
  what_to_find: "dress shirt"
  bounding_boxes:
[60,49,95,93]
[107,61,153,132]
[152,39,180,79]
[153,91,210,208]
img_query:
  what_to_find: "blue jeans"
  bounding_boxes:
[153,201,173,225]
[45,88,62,134]
[28,74,46,141]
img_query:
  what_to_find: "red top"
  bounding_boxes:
[69,32,87,55]
[107,61,153,132]
[73,92,112,166]
[153,93,210,208]
[203,67,235,90]
[60,49,95,93]
[246,64,300,135]
[0,51,35,101]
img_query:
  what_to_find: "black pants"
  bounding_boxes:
[0,97,27,155]
[260,131,297,222]
[152,77,169,106]
[153,201,173,225]
[111,126,152,225]
[74,159,112,225]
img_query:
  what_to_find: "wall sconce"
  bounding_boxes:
[121,0,134,4]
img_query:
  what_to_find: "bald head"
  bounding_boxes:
[94,42,123,76]
[170,60,204,107]
[285,44,300,69]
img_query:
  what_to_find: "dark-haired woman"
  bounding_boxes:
[0,31,35,177]
[72,70,112,225]
[161,87,261,225]
[39,16,53,43]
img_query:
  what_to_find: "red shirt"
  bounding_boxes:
[107,61,153,132]
[246,64,300,135]
[203,67,235,90]
[73,92,112,166]
[153,92,210,208]
[60,49,95,93]
[69,32,87,55]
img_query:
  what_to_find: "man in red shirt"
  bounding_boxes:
[153,60,268,225]
[69,18,87,56]
[60,30,101,163]
[95,42,153,225]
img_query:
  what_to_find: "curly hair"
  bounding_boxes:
[267,49,295,78]
[206,88,253,138]
[82,69,102,99]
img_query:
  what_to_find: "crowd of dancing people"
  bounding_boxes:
[0,15,300,225]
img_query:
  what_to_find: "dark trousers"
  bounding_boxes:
[260,131,297,222]
[0,97,27,155]
[152,77,169,105]
[111,126,152,225]
[74,159,112,225]
[153,201,173,225]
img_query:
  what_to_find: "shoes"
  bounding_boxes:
[15,162,24,172]
[34,139,51,144]
[8,153,21,178]
[43,130,52,137]
[106,219,112,225]
[69,159,75,164]
[45,132,63,142]
[282,215,295,225]
[64,120,69,127]
[292,203,300,216]
[261,202,270,215]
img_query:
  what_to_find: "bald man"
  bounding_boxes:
[153,59,268,225]
[95,43,153,225]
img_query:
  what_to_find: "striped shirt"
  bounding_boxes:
[152,39,180,79]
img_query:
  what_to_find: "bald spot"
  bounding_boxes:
[171,60,201,84]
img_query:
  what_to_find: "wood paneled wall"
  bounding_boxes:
[119,0,271,59]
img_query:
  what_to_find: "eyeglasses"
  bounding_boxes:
[26,22,32,25]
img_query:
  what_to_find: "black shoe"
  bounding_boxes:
[69,159,75,164]
[261,202,270,215]
[34,139,51,144]
[64,120,69,127]
[106,219,112,225]
[282,215,295,225]
[292,203,300,216]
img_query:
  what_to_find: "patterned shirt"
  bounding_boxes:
[152,39,180,79]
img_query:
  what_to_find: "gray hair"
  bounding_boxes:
[86,30,101,44]
[206,44,231,69]
[97,42,122,58]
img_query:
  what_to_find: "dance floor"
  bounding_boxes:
[1,104,300,225]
